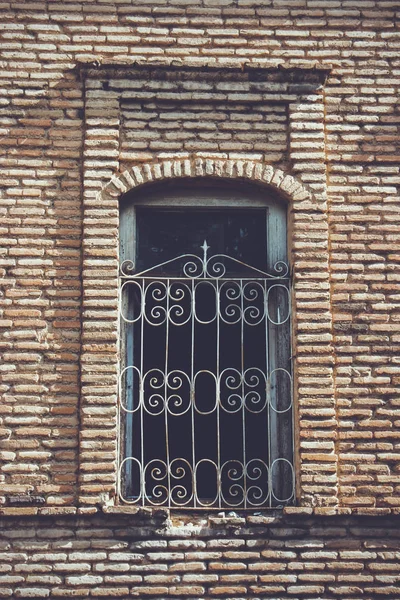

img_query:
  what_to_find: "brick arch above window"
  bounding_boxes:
[101,157,317,207]
[80,156,336,511]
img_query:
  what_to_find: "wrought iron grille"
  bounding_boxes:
[118,242,294,509]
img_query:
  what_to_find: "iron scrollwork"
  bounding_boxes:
[119,242,294,508]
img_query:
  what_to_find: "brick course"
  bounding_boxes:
[1,0,400,597]
[1,512,400,598]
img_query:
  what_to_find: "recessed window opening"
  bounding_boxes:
[118,181,294,509]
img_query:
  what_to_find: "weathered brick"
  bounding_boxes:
[0,3,399,599]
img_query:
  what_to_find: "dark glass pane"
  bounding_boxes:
[136,209,267,272]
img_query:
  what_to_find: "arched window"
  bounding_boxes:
[118,180,294,509]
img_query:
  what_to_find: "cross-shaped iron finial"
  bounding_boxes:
[201,240,210,264]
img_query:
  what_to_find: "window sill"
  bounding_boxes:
[1,505,399,518]
[101,504,169,519]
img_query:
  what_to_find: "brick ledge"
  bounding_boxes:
[1,506,400,518]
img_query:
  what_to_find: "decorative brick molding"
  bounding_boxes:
[104,157,314,200]
[79,156,336,509]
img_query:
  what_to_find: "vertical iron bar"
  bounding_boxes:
[289,281,295,503]
[265,280,272,507]
[191,278,196,506]
[216,278,221,508]
[140,279,145,505]
[164,280,171,507]
[117,281,123,502]
[240,280,246,508]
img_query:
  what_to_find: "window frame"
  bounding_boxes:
[117,179,294,509]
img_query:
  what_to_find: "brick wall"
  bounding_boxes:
[1,512,400,599]
[1,0,400,597]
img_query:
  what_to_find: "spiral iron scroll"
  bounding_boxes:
[119,367,292,415]
[119,457,294,507]
[120,253,289,280]
[120,279,290,326]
